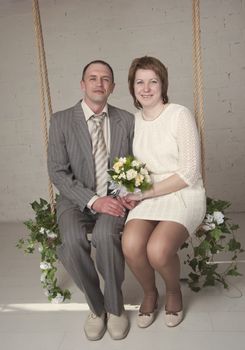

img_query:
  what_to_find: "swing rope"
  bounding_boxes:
[32,0,206,211]
[192,0,206,184]
[32,0,55,212]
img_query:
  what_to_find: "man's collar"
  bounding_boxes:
[81,100,108,122]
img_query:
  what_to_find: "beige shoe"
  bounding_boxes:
[164,309,183,327]
[137,289,158,328]
[107,311,129,340]
[137,309,157,328]
[84,312,106,341]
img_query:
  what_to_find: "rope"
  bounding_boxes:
[32,0,55,212]
[192,0,206,184]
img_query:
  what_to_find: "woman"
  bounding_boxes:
[122,56,206,328]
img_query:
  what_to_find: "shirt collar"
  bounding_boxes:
[81,100,108,122]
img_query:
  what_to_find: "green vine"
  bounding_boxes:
[16,198,71,303]
[17,197,243,301]
[182,197,244,292]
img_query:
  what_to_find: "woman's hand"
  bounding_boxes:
[125,192,143,202]
[117,196,138,209]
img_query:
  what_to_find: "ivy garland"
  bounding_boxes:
[17,197,243,301]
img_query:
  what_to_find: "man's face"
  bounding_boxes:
[81,63,115,107]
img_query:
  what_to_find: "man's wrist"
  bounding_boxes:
[87,195,100,213]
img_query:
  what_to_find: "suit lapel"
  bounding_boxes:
[72,101,95,179]
[108,105,124,167]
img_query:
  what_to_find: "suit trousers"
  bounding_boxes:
[57,207,126,316]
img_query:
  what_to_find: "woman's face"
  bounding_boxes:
[134,69,162,109]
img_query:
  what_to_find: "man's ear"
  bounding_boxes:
[80,80,85,91]
[110,82,115,94]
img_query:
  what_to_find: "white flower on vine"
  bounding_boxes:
[47,231,58,239]
[202,223,216,231]
[40,272,46,282]
[44,289,51,297]
[40,227,45,234]
[38,245,43,252]
[205,214,214,223]
[126,169,137,180]
[51,293,64,304]
[40,262,52,270]
[213,211,225,225]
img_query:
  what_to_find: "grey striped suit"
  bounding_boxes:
[47,101,134,316]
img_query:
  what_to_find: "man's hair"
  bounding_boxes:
[128,56,169,109]
[82,60,114,82]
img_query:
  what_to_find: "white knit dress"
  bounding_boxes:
[126,103,206,236]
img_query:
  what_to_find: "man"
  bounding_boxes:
[47,60,135,340]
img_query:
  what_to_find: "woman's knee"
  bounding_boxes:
[147,241,173,269]
[122,232,145,262]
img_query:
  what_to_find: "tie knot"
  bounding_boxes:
[91,113,106,127]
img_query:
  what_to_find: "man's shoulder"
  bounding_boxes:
[108,104,134,119]
[51,101,81,120]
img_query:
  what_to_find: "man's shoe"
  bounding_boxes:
[107,311,129,340]
[84,312,106,341]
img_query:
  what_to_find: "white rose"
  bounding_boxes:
[40,262,52,270]
[126,169,137,180]
[40,227,45,234]
[47,231,58,239]
[140,167,148,175]
[135,174,144,187]
[51,293,64,304]
[132,160,141,168]
[118,172,126,179]
[145,174,151,183]
[213,211,225,225]
[118,157,126,164]
[113,162,122,174]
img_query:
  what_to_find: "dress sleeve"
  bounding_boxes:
[175,107,202,186]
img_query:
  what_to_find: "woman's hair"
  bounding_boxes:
[128,56,169,109]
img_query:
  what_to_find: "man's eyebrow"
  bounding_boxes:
[88,74,111,78]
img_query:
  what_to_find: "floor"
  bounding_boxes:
[0,213,245,350]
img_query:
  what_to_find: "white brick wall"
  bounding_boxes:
[0,0,244,221]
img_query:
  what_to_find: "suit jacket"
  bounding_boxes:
[47,101,134,219]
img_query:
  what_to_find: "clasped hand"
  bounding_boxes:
[92,195,138,217]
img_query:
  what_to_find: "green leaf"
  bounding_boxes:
[189,258,198,272]
[210,228,222,241]
[227,239,241,251]
[226,267,242,277]
[189,272,200,282]
[195,240,211,257]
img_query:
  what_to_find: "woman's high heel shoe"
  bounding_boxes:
[137,290,158,328]
[164,308,183,327]
[164,289,183,327]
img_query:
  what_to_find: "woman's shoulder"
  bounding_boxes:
[168,103,192,114]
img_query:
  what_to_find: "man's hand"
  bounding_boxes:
[91,196,126,217]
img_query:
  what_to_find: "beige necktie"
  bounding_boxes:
[90,113,108,196]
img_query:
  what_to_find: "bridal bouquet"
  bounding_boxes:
[107,155,152,197]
